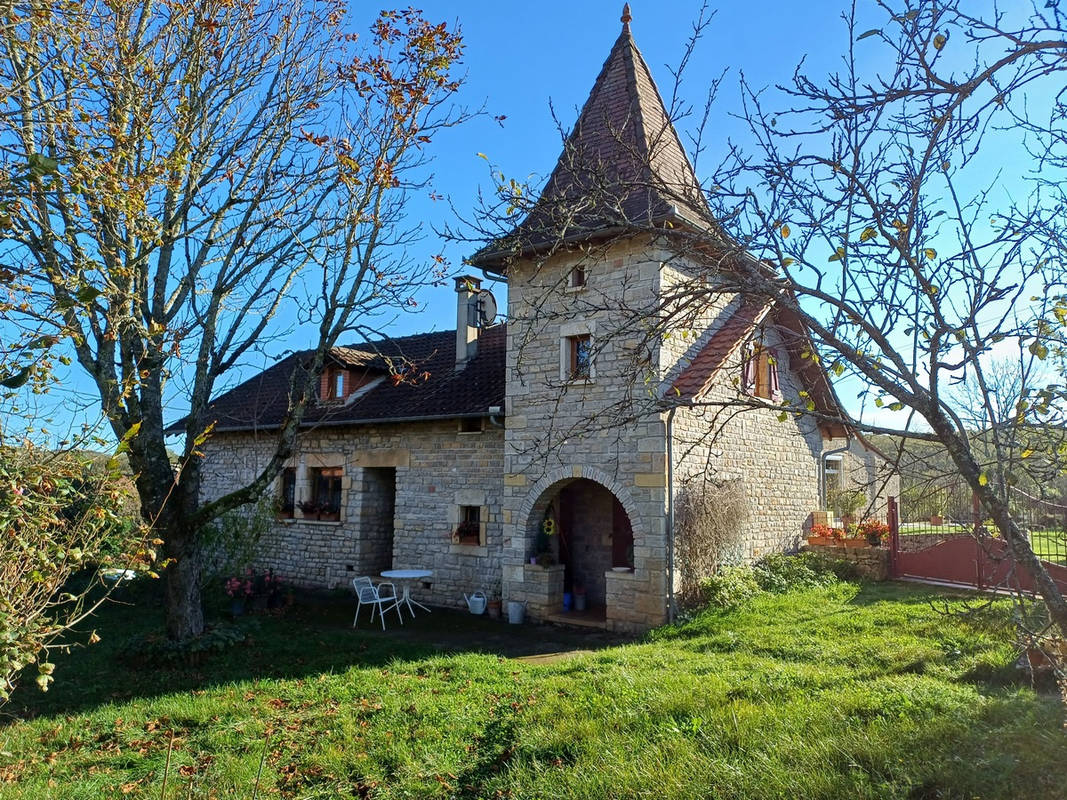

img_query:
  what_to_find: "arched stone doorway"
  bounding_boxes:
[515,466,641,623]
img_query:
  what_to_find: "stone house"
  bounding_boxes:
[197,8,895,632]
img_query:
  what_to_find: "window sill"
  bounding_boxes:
[565,377,595,386]
[281,518,344,526]
[456,430,484,436]
[564,284,586,294]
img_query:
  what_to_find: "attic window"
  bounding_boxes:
[568,266,586,289]
[743,344,781,401]
[458,417,484,433]
[322,367,347,401]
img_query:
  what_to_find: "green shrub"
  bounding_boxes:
[699,552,856,610]
[752,551,844,592]
[699,565,762,609]
[117,621,254,668]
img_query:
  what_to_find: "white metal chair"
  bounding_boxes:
[351,577,403,631]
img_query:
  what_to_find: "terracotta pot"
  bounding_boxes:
[487,600,502,620]
[930,515,944,526]
[841,537,869,548]
[806,536,834,546]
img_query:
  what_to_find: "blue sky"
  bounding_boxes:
[26,0,1030,441]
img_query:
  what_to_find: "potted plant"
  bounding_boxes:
[225,574,253,617]
[829,487,867,529]
[297,500,320,520]
[857,519,890,547]
[452,519,481,545]
[807,523,843,546]
[264,569,286,609]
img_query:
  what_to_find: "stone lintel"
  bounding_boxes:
[353,449,410,468]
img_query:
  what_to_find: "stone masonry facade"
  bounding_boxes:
[199,420,505,611]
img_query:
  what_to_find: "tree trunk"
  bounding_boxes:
[163,525,205,641]
[931,414,1067,640]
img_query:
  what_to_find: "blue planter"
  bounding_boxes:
[562,592,573,611]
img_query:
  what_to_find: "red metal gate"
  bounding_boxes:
[888,496,1067,594]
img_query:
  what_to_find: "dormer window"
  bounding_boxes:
[321,366,348,401]
[743,343,781,401]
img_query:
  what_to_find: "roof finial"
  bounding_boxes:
[621,3,632,30]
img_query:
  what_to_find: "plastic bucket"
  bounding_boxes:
[507,600,526,624]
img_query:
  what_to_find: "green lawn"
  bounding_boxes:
[1030,529,1067,565]
[1,580,1064,799]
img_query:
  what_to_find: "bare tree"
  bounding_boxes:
[0,0,471,640]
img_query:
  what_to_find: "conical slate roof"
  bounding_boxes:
[472,5,713,270]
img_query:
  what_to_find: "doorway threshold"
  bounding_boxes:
[546,606,608,629]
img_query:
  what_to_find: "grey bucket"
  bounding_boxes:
[507,600,527,624]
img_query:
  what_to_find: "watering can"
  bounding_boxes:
[464,590,487,615]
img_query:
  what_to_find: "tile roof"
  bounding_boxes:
[669,301,852,437]
[670,302,770,401]
[471,13,713,270]
[189,325,507,433]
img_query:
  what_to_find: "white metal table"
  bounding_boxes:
[380,569,433,617]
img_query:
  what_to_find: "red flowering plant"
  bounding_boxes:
[809,523,845,541]
[224,575,253,598]
[856,519,890,545]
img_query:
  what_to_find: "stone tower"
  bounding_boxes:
[471,5,716,631]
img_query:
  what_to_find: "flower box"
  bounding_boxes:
[806,536,836,547]
[841,537,869,548]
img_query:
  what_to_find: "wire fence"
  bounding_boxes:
[896,485,1067,566]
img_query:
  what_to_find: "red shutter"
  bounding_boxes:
[769,349,781,400]
[742,346,756,394]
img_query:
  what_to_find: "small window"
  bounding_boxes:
[454,505,483,545]
[743,344,780,400]
[567,334,592,381]
[300,466,343,520]
[823,456,843,498]
[322,367,347,401]
[278,467,296,517]
[568,266,586,289]
[458,417,484,433]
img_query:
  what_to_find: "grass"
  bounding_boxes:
[1030,529,1067,566]
[1,579,1064,799]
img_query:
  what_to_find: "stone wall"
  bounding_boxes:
[669,324,825,569]
[501,239,671,632]
[802,543,890,581]
[199,419,505,609]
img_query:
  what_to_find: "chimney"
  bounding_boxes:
[455,275,481,368]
